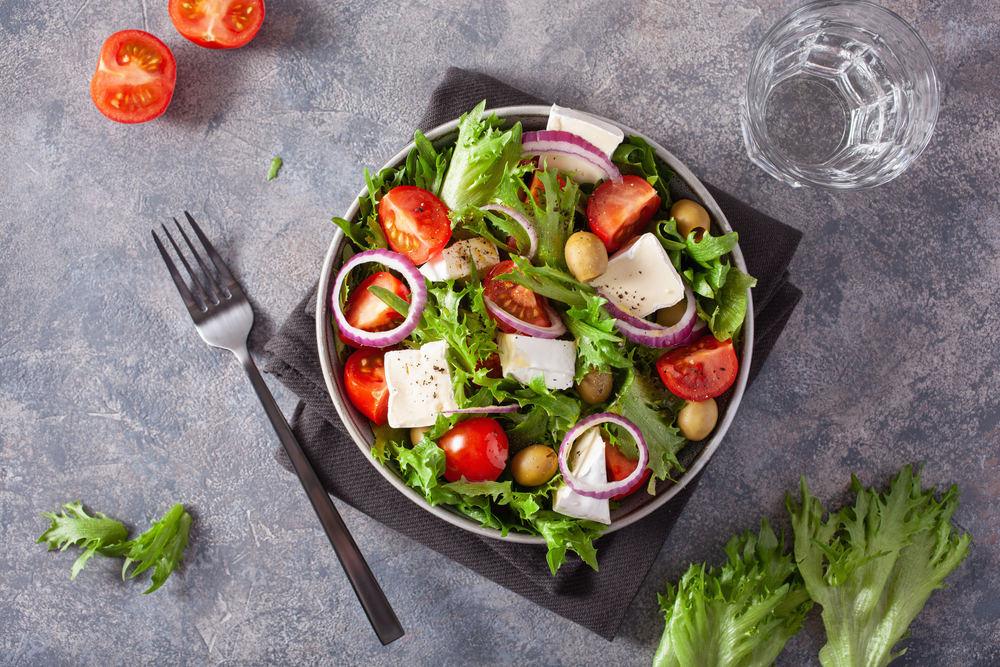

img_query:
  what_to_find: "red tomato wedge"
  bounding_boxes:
[605,441,651,500]
[343,347,391,425]
[90,31,176,124]
[483,260,551,334]
[656,335,738,401]
[438,417,509,483]
[169,0,265,49]
[340,271,410,346]
[378,186,452,265]
[587,175,661,253]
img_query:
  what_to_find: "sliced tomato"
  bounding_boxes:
[587,175,661,253]
[340,271,410,346]
[343,347,390,425]
[656,335,738,401]
[90,31,176,124]
[169,0,265,49]
[379,186,451,265]
[483,260,551,334]
[437,417,509,482]
[605,440,652,500]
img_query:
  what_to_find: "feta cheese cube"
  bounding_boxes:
[553,427,611,524]
[543,105,625,183]
[588,233,684,318]
[383,340,459,428]
[419,238,500,282]
[497,334,576,391]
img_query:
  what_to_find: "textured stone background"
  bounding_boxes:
[2,0,998,665]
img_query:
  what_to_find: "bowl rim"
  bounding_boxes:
[316,104,754,544]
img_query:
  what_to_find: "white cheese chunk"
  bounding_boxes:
[542,105,625,183]
[383,340,459,428]
[553,427,611,524]
[497,334,576,391]
[588,233,684,318]
[419,238,500,282]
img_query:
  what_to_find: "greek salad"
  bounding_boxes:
[330,102,756,574]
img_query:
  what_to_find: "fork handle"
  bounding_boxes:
[233,347,405,646]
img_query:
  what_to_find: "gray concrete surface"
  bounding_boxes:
[2,1,998,665]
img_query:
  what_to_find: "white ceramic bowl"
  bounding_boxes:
[316,106,753,544]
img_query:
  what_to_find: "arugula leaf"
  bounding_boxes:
[653,518,813,667]
[407,130,452,196]
[439,100,524,219]
[494,168,581,272]
[37,502,128,580]
[612,367,686,490]
[698,268,756,342]
[786,465,972,667]
[113,503,193,594]
[267,157,283,181]
[612,136,674,209]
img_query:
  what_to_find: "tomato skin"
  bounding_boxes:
[656,336,739,401]
[340,271,410,346]
[343,347,391,425]
[605,442,652,500]
[90,30,176,124]
[587,175,661,253]
[168,0,266,49]
[483,260,552,334]
[437,417,509,483]
[379,186,452,265]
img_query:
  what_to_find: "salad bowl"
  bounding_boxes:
[316,105,753,545]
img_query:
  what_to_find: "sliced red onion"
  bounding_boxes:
[681,320,708,346]
[483,296,567,339]
[559,413,648,500]
[481,204,538,260]
[331,249,427,348]
[521,130,623,184]
[598,286,699,348]
[441,404,520,415]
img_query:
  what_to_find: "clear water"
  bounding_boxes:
[764,75,847,164]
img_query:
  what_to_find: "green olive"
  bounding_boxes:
[656,297,689,327]
[670,199,710,241]
[511,444,559,486]
[576,368,613,404]
[677,398,718,441]
[410,426,431,446]
[564,231,609,282]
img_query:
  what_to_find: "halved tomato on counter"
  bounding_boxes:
[587,175,661,253]
[656,335,738,402]
[169,0,266,49]
[379,186,451,265]
[340,271,410,346]
[343,347,391,425]
[483,260,552,334]
[90,30,176,124]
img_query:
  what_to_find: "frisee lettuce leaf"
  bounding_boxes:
[612,367,686,491]
[654,518,813,667]
[37,502,128,580]
[786,465,972,667]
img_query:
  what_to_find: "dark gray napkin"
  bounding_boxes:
[263,67,802,640]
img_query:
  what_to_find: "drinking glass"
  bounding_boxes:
[740,1,939,190]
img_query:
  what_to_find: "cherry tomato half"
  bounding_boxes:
[379,186,452,265]
[656,335,738,401]
[587,175,661,253]
[340,271,410,346]
[169,0,266,49]
[90,30,176,124]
[483,260,551,334]
[343,347,390,425]
[437,417,509,483]
[605,440,652,500]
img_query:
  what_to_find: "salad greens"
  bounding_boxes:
[37,501,193,594]
[267,156,283,180]
[334,102,756,573]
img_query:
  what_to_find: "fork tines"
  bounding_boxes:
[152,212,238,313]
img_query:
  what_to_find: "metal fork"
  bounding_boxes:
[152,212,404,645]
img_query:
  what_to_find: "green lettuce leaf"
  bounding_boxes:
[654,518,813,667]
[37,502,128,580]
[108,503,193,594]
[612,367,686,490]
[786,465,972,667]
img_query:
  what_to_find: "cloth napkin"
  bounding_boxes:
[263,67,803,640]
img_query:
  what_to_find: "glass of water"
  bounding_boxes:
[740,1,939,190]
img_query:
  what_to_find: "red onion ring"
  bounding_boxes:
[559,413,648,500]
[483,296,567,339]
[598,286,699,348]
[521,130,623,184]
[680,320,707,346]
[331,249,427,348]
[441,405,520,415]
[481,204,538,260]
